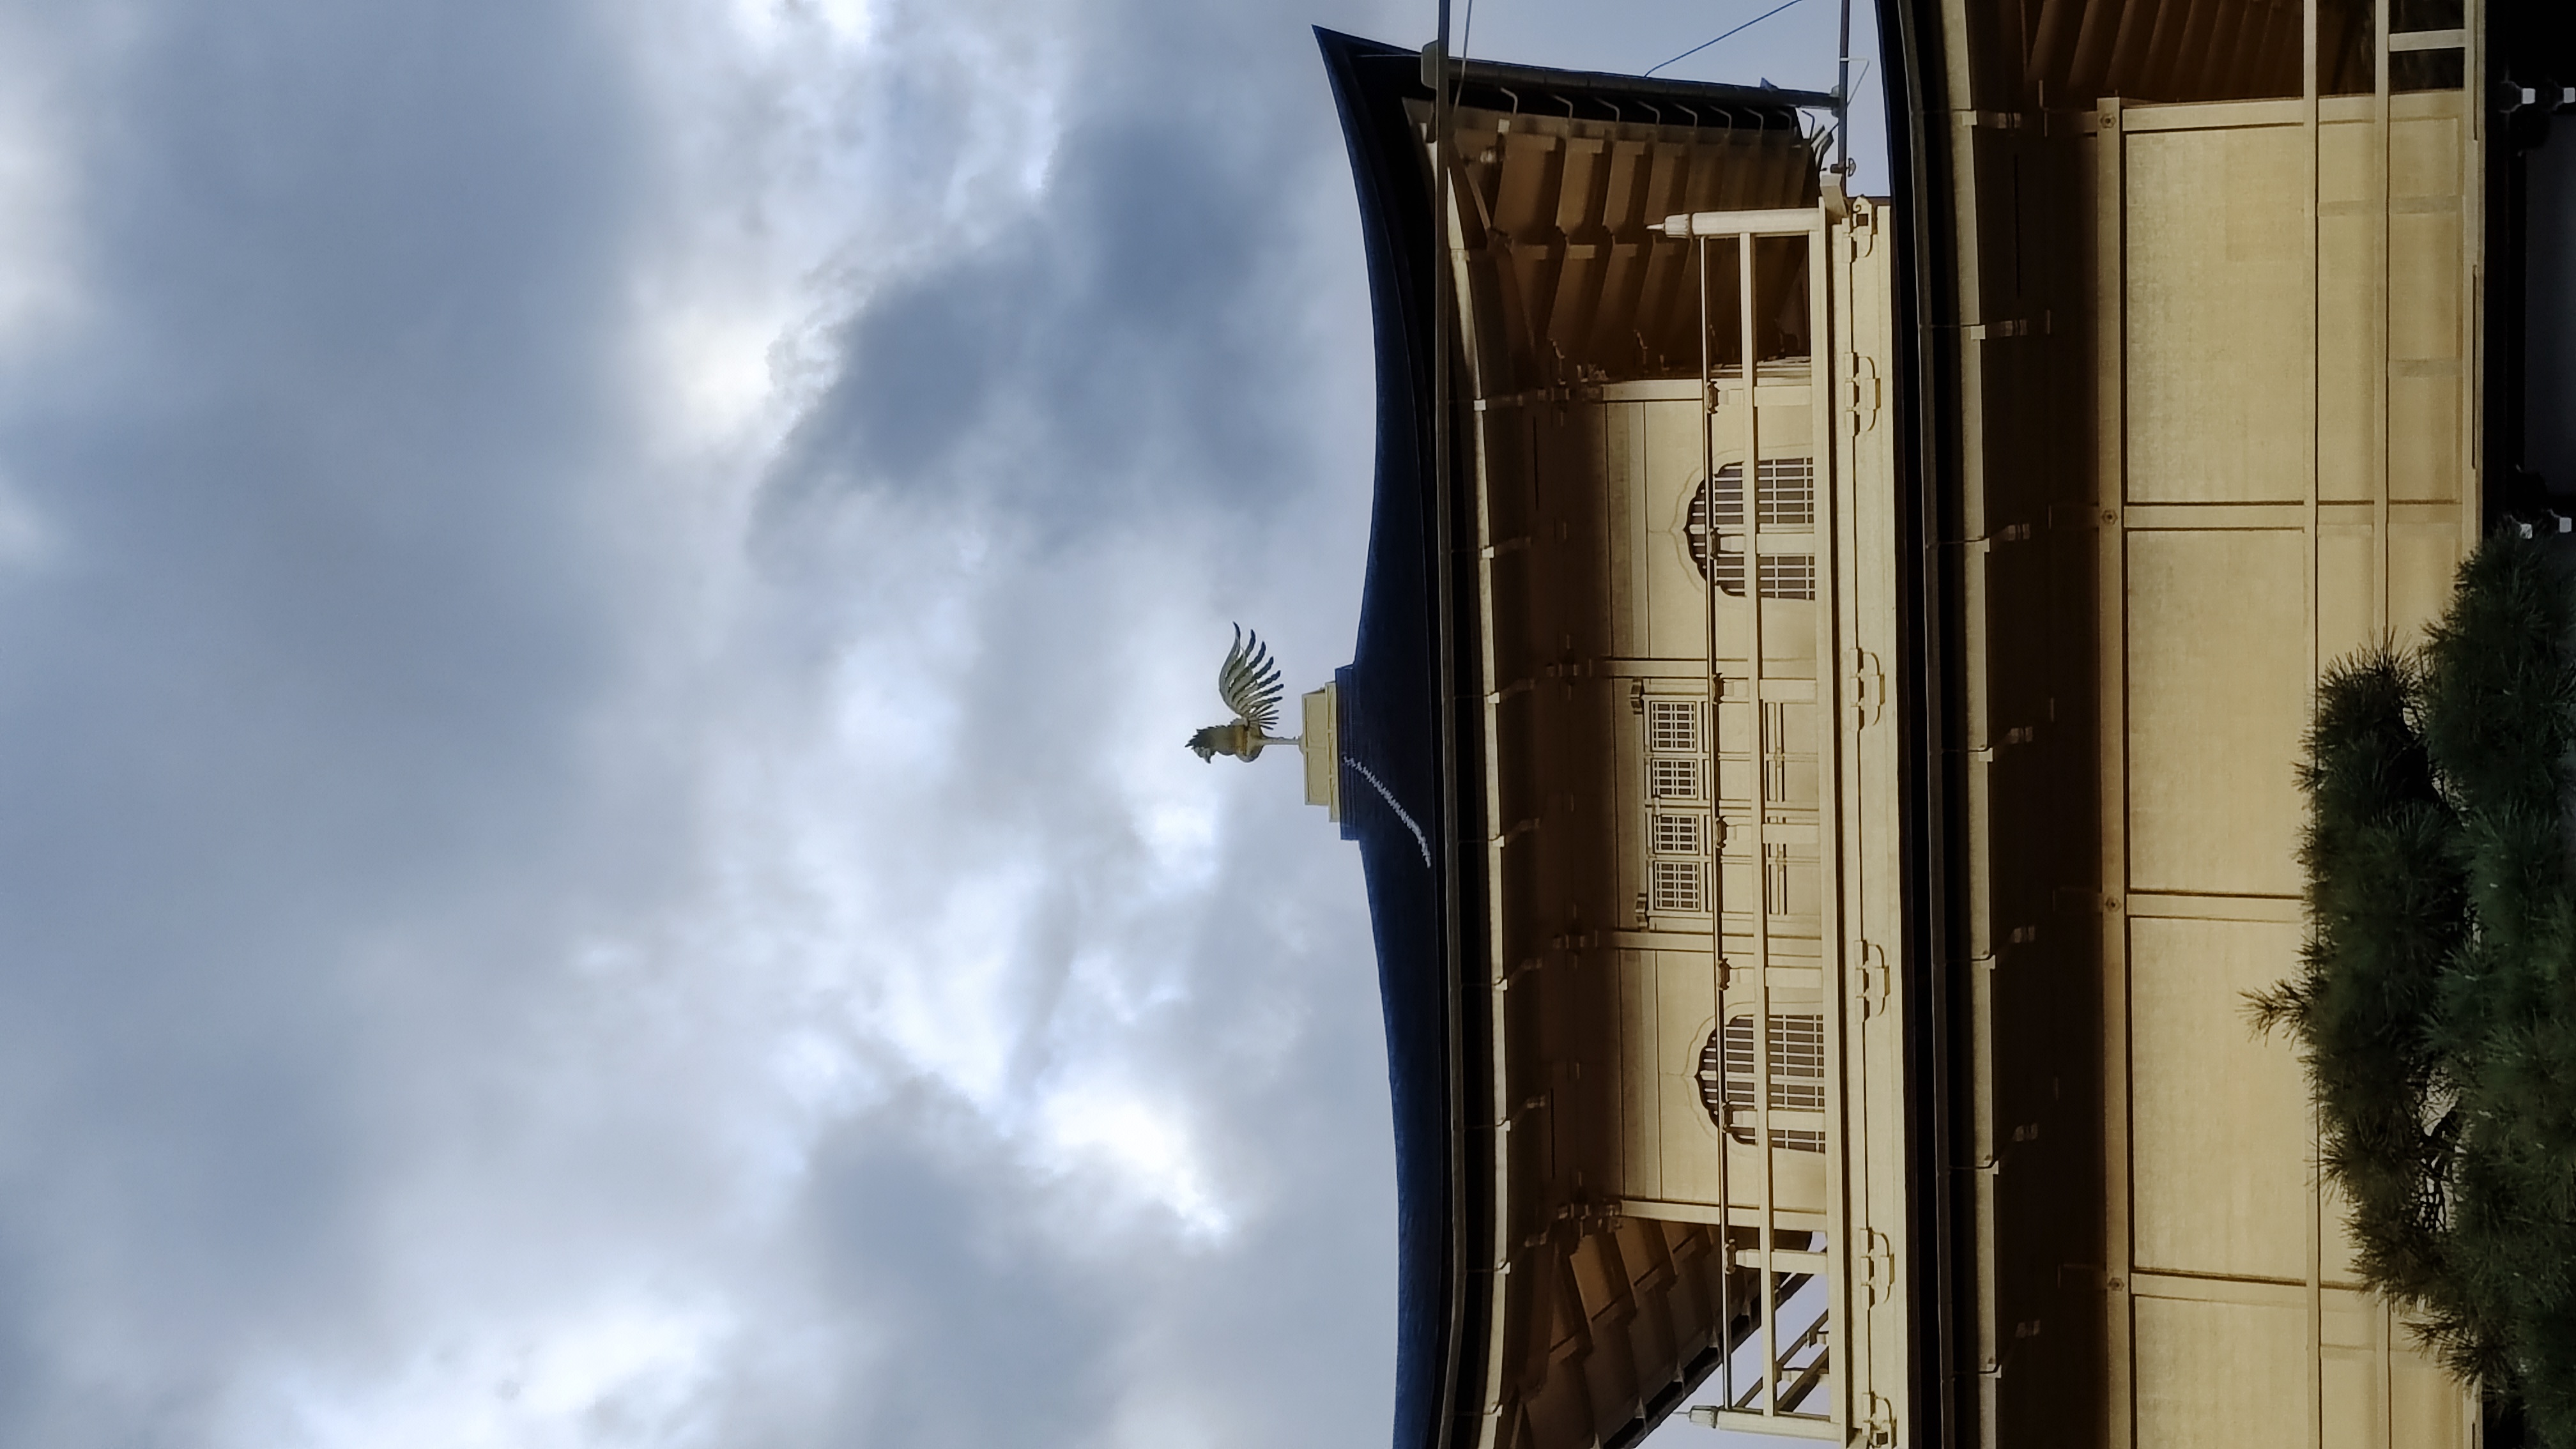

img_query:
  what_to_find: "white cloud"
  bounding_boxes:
[0,468,58,572]
[620,0,1073,462]
[1036,1078,1232,1239]
[0,38,80,363]
[259,1297,735,1449]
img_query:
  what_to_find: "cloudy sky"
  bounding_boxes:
[0,1,1879,1445]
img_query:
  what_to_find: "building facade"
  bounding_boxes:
[1319,1,2560,1443]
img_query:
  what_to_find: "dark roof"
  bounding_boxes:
[1314,29,1460,1449]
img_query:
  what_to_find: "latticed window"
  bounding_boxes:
[1653,813,1705,855]
[1689,451,1834,598]
[1700,465,1743,529]
[1688,459,1820,600]
[1648,699,1699,753]
[1754,457,1815,528]
[1689,459,1814,532]
[1758,553,1817,600]
[1651,757,1701,800]
[1650,859,1705,912]
[1708,546,1742,595]
[1696,1014,1828,1152]
[1761,1013,1827,1108]
[1694,542,1818,601]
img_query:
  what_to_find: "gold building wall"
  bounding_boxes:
[1913,0,2490,1441]
[2085,88,2478,1449]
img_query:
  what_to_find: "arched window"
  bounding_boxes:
[1696,1013,1827,1152]
[1687,459,1818,600]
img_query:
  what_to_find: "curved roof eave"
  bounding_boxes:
[1315,27,1476,1449]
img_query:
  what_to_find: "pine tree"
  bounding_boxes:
[2258,533,2576,1442]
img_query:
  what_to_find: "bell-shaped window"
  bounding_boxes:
[1696,1013,1827,1152]
[1687,460,1818,600]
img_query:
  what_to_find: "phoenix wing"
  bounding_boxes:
[1216,624,1285,733]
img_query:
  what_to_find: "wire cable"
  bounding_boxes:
[1832,59,1873,172]
[1644,0,1814,79]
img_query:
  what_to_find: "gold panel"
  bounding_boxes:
[1756,597,1821,671]
[1656,952,1723,1206]
[1642,400,1708,660]
[2389,212,2462,362]
[2318,120,2375,207]
[2130,916,2312,1280]
[1716,700,1752,754]
[1618,950,1663,1202]
[1607,402,1643,658]
[2389,114,2462,199]
[2318,524,2379,666]
[2323,1346,2382,1447]
[2319,209,2378,504]
[2322,1172,2365,1289]
[2393,1344,2472,1448]
[2126,530,2308,897]
[1752,402,1811,447]
[2133,1294,2310,1446]
[1660,1069,1726,1206]
[1719,857,1757,913]
[2389,371,2463,502]
[2322,1290,2379,1350]
[2389,522,2464,648]
[2124,125,2311,505]
[1726,1140,1827,1215]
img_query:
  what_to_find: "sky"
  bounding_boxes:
[0,1,1880,1446]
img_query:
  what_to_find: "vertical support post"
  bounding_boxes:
[2373,0,2394,641]
[1699,229,1733,1418]
[2464,0,2487,550]
[1740,230,1777,1418]
[2367,8,2398,1434]
[2090,91,2135,1449]
[2301,0,2328,1444]
[1811,203,1853,1434]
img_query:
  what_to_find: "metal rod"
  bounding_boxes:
[1434,50,1837,111]
[1699,229,1731,1417]
[1646,0,1824,84]
[1428,4,1469,1445]
[1836,0,1853,177]
[1741,228,1776,1418]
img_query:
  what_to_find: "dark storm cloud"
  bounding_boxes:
[763,868,1402,1449]
[793,1100,1130,1443]
[767,6,1368,536]
[801,123,1293,488]
[0,0,659,1439]
[0,0,645,919]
